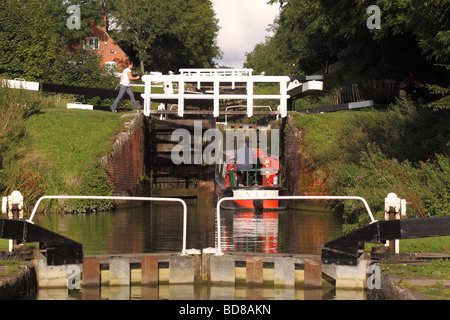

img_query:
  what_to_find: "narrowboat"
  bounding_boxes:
[215,148,288,211]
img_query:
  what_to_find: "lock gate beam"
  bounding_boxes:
[0,219,83,266]
[321,216,450,266]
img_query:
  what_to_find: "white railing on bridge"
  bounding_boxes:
[215,195,376,256]
[180,68,253,77]
[179,68,254,90]
[28,195,189,256]
[141,72,291,118]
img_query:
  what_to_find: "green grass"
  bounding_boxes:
[25,107,128,186]
[384,259,450,279]
[383,259,450,299]
[400,236,450,254]
[0,239,9,252]
[0,86,132,211]
[291,110,358,167]
[0,259,26,276]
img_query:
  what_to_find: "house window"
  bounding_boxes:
[105,61,117,73]
[83,37,99,50]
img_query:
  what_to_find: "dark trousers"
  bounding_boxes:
[111,85,139,111]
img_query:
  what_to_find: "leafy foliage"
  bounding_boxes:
[0,0,59,80]
[64,164,115,213]
[105,0,221,73]
[47,49,117,106]
[293,100,450,231]
[248,1,449,88]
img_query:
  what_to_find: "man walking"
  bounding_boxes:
[111,61,141,113]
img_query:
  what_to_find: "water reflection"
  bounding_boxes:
[36,284,362,300]
[30,203,360,301]
[34,202,342,255]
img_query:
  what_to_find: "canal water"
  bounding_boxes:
[33,201,343,256]
[31,201,368,300]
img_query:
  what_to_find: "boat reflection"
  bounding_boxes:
[221,211,280,253]
[220,207,342,255]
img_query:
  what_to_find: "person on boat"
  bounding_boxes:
[235,138,257,187]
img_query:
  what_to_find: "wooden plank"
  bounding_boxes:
[246,256,263,286]
[82,257,100,287]
[141,256,159,285]
[296,100,374,114]
[84,252,174,264]
[304,258,322,288]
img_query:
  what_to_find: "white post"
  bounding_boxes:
[384,193,403,254]
[214,80,220,117]
[247,79,254,117]
[178,79,185,117]
[280,80,288,118]
[144,78,152,116]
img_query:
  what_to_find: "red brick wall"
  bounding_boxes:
[283,117,327,197]
[104,116,146,196]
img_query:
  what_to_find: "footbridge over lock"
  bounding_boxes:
[140,68,323,119]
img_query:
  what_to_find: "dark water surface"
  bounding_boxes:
[34,202,343,255]
[32,202,370,300]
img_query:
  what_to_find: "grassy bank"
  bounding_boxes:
[0,86,130,214]
[0,258,27,277]
[290,98,449,231]
[383,236,450,300]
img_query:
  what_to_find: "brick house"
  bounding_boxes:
[83,7,129,72]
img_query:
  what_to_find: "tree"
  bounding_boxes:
[47,0,105,49]
[244,37,288,76]
[106,0,220,73]
[0,0,59,80]
[249,1,448,82]
[0,0,105,81]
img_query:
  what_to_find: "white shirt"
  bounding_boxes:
[120,68,132,87]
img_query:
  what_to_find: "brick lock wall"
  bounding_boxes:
[283,118,302,196]
[283,116,327,197]
[103,115,147,196]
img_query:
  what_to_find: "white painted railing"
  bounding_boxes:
[180,68,253,91]
[141,73,291,118]
[28,195,189,256]
[1,78,40,91]
[215,195,376,255]
[180,68,253,78]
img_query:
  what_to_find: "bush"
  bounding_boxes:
[63,164,115,214]
[46,50,118,107]
[0,86,45,209]
[294,99,450,231]
[330,143,449,231]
